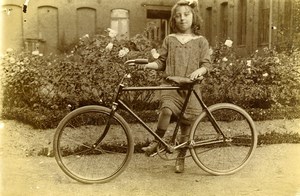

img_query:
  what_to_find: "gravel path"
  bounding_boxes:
[0,119,300,196]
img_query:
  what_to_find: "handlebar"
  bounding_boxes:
[124,59,203,85]
[125,59,148,65]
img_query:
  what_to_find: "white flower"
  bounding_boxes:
[32,50,39,55]
[262,73,269,77]
[107,28,118,38]
[151,49,160,59]
[255,50,259,53]
[246,60,252,67]
[247,67,251,74]
[6,48,14,53]
[118,47,129,58]
[224,39,233,47]
[105,42,114,51]
[83,34,89,38]
[274,57,280,63]
[9,57,16,64]
[95,39,101,47]
[209,47,213,55]
[39,53,43,57]
[222,57,228,62]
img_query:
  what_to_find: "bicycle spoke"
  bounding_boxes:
[190,104,257,175]
[54,106,133,183]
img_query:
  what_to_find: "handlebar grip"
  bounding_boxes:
[134,59,148,64]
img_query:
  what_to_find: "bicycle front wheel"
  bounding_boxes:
[53,105,134,183]
[190,103,257,175]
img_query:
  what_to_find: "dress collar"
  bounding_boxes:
[169,34,202,44]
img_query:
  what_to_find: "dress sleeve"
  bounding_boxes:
[154,36,169,71]
[199,37,212,72]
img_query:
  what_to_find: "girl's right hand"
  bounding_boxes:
[137,64,147,70]
[137,62,160,71]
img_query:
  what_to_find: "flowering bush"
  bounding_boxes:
[1,36,300,128]
[203,40,300,109]
[1,31,160,128]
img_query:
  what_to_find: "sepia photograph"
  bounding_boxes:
[0,0,300,195]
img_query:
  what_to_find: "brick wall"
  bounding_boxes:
[1,0,177,54]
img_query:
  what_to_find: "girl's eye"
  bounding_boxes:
[184,12,191,16]
[175,14,181,18]
[174,12,191,18]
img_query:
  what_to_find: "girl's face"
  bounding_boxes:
[173,6,193,33]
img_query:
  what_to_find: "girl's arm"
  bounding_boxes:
[189,67,207,80]
[147,36,169,71]
[144,62,164,70]
[188,37,211,80]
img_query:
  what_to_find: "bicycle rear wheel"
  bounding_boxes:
[53,105,134,183]
[190,103,257,175]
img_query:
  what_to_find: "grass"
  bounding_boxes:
[258,131,300,145]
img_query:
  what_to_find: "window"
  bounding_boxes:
[205,7,213,44]
[258,0,270,45]
[111,9,129,39]
[237,0,247,45]
[146,9,171,42]
[220,2,228,41]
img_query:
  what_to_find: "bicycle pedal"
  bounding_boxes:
[149,148,165,157]
[150,152,158,157]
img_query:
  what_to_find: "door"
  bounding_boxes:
[77,8,96,38]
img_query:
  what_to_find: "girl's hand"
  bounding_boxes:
[137,64,147,70]
[137,62,160,71]
[189,67,207,80]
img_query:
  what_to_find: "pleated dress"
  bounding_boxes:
[155,34,212,124]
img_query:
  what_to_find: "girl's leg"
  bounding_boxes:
[157,107,173,131]
[175,123,191,173]
[142,108,172,156]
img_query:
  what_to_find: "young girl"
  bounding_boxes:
[141,0,212,173]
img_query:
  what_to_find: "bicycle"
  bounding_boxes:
[53,59,257,184]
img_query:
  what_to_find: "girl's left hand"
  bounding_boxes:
[189,68,206,80]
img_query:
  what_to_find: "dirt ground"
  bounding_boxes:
[0,119,300,196]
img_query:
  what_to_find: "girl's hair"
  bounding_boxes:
[169,0,202,35]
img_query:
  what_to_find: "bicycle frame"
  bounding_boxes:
[54,60,257,183]
[97,75,225,153]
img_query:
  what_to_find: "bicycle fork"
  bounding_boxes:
[91,83,125,149]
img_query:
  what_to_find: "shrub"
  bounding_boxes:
[1,36,300,128]
[1,32,161,128]
[202,42,300,109]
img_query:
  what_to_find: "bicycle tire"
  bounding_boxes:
[53,105,134,183]
[190,103,257,175]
